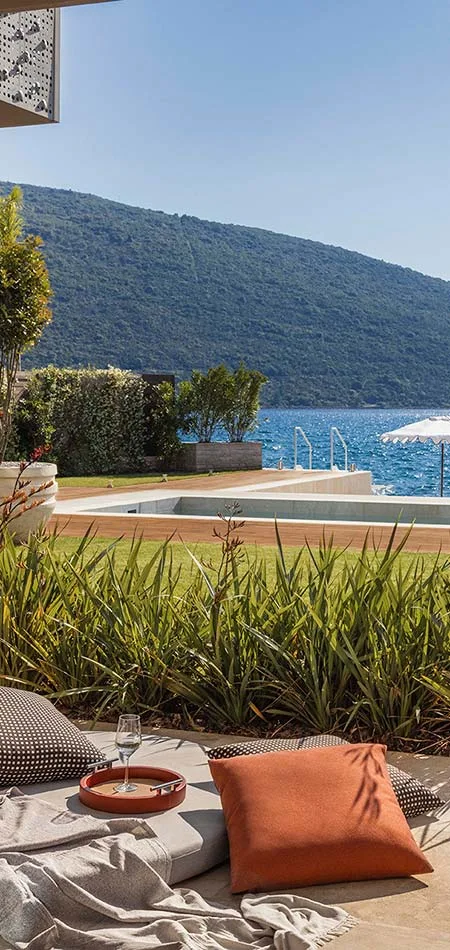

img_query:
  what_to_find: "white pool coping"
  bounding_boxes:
[54,487,450,530]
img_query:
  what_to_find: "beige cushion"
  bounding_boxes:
[17,731,228,884]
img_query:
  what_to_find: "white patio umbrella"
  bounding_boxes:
[380,416,450,496]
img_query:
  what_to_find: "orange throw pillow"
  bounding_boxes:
[209,743,433,893]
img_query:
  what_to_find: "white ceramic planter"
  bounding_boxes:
[0,461,58,541]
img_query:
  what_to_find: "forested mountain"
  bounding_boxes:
[5,180,450,407]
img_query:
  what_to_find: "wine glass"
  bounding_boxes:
[114,713,141,792]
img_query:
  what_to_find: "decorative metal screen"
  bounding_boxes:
[0,2,111,10]
[0,8,59,123]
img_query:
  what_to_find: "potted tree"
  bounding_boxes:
[222,362,267,444]
[0,186,57,539]
[178,363,266,472]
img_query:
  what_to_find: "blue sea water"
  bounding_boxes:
[256,408,450,496]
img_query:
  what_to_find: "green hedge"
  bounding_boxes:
[12,367,147,475]
[10,362,268,474]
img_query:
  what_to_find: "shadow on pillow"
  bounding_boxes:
[209,743,433,893]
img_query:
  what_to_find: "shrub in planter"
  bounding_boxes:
[0,186,56,535]
[178,364,231,442]
[177,363,267,471]
[222,363,267,442]
[179,363,267,444]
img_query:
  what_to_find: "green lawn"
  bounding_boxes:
[56,472,246,488]
[53,535,447,590]
[57,473,202,488]
[53,536,283,586]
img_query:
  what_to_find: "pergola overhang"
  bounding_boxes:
[0,2,111,10]
[0,1,116,127]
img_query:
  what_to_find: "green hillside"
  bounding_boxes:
[4,180,450,407]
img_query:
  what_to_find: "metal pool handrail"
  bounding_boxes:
[330,426,348,471]
[294,426,313,469]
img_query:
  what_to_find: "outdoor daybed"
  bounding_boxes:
[1,722,450,948]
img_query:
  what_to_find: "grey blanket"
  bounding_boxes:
[0,789,357,950]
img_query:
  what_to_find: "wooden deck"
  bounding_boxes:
[49,511,450,552]
[56,470,310,501]
[50,471,450,551]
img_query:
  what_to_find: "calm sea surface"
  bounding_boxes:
[256,408,450,496]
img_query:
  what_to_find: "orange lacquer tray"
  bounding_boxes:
[79,766,186,814]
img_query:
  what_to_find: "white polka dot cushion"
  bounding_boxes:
[207,734,444,819]
[0,688,102,787]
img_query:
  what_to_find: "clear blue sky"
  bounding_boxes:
[3,0,450,278]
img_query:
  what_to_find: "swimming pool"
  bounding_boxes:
[60,489,450,527]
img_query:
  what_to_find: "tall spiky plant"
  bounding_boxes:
[0,186,52,461]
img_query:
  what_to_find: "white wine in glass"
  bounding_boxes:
[114,714,141,792]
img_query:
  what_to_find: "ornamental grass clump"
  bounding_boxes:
[1,519,450,752]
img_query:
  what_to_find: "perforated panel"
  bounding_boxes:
[0,2,111,10]
[0,8,59,124]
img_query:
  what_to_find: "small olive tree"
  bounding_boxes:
[222,363,267,442]
[179,363,267,443]
[0,186,52,461]
[178,365,231,442]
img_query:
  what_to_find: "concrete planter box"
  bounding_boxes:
[0,462,58,541]
[143,456,162,472]
[178,442,262,474]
